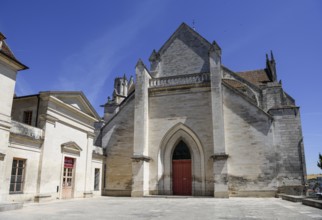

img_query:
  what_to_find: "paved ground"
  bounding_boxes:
[1,197,322,220]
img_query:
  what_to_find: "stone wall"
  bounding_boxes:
[270,108,306,195]
[3,143,41,202]
[156,28,210,77]
[148,86,214,195]
[261,82,284,111]
[101,98,135,196]
[223,85,277,196]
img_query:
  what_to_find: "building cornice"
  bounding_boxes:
[49,96,98,122]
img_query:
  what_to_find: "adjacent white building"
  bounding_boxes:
[0,33,105,203]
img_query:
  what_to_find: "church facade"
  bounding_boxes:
[100,23,306,198]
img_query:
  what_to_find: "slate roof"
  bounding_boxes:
[237,69,271,86]
[0,32,28,70]
[222,79,246,89]
[157,22,213,55]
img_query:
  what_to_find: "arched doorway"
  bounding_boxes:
[158,123,205,196]
[172,140,192,195]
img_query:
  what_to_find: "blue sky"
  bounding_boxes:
[1,0,321,174]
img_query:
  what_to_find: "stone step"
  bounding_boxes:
[279,194,304,202]
[302,198,322,209]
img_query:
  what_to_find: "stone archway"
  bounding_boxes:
[158,123,205,196]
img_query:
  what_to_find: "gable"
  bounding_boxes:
[61,141,82,156]
[47,92,100,120]
[57,96,89,113]
[152,23,212,77]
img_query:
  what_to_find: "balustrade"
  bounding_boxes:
[149,72,210,88]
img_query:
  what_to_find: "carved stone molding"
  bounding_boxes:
[131,155,151,162]
[149,72,210,88]
[211,153,229,161]
[39,114,58,126]
[61,141,82,156]
[87,131,95,139]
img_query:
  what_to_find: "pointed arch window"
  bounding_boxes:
[172,140,191,160]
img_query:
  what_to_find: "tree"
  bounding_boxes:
[318,153,322,170]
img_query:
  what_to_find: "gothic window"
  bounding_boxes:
[10,158,26,194]
[172,140,191,160]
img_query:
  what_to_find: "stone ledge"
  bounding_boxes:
[302,198,322,209]
[34,194,52,203]
[230,190,276,198]
[214,191,229,198]
[131,155,151,162]
[279,194,304,202]
[83,191,93,198]
[0,202,23,212]
[211,153,229,160]
[103,189,131,197]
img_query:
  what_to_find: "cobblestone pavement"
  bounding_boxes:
[1,197,322,220]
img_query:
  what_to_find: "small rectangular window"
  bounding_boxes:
[23,111,32,125]
[10,158,26,194]
[94,168,100,191]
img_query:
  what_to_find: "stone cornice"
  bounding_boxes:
[211,153,229,161]
[92,152,106,160]
[39,114,58,126]
[0,119,12,131]
[49,96,98,122]
[61,141,82,156]
[0,51,28,71]
[131,155,151,162]
[87,131,95,139]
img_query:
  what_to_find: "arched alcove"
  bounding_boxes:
[158,123,205,196]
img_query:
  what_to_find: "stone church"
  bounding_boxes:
[0,22,306,203]
[100,23,306,198]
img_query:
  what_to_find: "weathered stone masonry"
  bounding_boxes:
[100,23,306,197]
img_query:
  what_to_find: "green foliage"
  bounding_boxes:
[318,153,322,170]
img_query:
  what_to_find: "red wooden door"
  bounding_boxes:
[172,159,192,195]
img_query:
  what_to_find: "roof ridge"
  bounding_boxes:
[236,68,266,73]
[157,22,213,55]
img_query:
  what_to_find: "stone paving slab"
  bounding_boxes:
[0,202,23,212]
[1,197,322,220]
